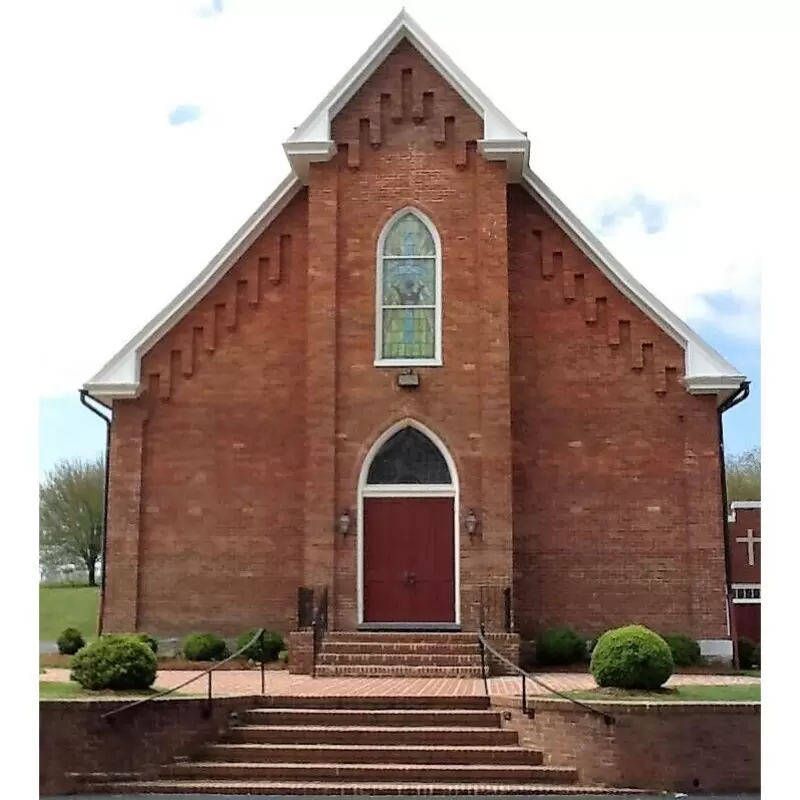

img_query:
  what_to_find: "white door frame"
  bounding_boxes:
[357,418,460,628]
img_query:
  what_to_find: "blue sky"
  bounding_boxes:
[32,1,767,478]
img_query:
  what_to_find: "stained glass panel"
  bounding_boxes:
[382,308,435,358]
[383,213,435,257]
[382,258,435,306]
[367,427,451,484]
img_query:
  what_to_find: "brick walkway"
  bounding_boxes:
[39,667,760,698]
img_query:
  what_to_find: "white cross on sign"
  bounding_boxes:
[736,528,761,566]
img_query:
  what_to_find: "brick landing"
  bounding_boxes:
[39,668,759,698]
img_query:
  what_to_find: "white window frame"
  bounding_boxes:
[374,207,443,367]
[731,583,761,604]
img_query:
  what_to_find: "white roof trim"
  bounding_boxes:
[521,168,745,403]
[83,173,302,400]
[729,501,761,522]
[283,9,529,182]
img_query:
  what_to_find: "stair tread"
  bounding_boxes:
[92,779,644,794]
[176,761,572,772]
[248,708,495,715]
[231,725,506,732]
[209,743,533,752]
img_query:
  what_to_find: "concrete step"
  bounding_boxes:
[317,652,481,667]
[87,779,646,795]
[200,742,544,765]
[224,724,519,746]
[241,708,501,727]
[162,761,579,784]
[314,664,483,678]
[258,694,490,710]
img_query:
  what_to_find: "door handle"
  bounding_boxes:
[403,571,417,586]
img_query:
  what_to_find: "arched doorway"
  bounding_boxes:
[357,420,460,629]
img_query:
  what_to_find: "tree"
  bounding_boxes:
[40,455,104,586]
[726,447,760,502]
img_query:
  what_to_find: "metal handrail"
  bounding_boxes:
[101,628,266,721]
[311,587,329,677]
[477,626,615,726]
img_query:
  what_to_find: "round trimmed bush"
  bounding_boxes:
[134,633,159,655]
[57,627,85,655]
[236,630,284,663]
[70,634,157,691]
[737,637,758,670]
[181,632,229,662]
[660,634,701,667]
[535,626,587,666]
[590,624,674,690]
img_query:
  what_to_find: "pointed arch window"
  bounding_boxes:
[375,209,442,366]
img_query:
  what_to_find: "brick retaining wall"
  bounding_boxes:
[494,696,760,793]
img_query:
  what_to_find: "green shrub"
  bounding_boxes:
[590,624,674,690]
[134,633,158,655]
[278,649,288,664]
[660,634,702,667]
[535,626,587,666]
[753,643,760,668]
[236,630,284,663]
[70,634,157,691]
[737,637,758,670]
[181,633,230,662]
[57,627,85,655]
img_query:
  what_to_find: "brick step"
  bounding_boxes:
[86,779,646,795]
[322,641,481,655]
[318,652,481,667]
[259,695,490,710]
[162,761,578,784]
[225,725,518,746]
[314,664,483,678]
[327,632,475,643]
[200,743,543,765]
[241,708,500,727]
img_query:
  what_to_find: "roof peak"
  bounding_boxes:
[283,9,529,182]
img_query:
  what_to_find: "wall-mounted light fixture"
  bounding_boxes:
[397,369,420,389]
[464,508,480,539]
[337,509,352,536]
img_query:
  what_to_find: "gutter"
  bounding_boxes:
[79,389,112,636]
[717,380,751,669]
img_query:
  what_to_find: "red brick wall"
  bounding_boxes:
[322,38,514,630]
[104,193,309,637]
[507,184,727,641]
[102,38,729,645]
[40,696,259,795]
[497,697,760,792]
[729,505,761,583]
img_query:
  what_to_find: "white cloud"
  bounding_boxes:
[12,0,788,397]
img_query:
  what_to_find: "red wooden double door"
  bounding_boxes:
[363,497,455,624]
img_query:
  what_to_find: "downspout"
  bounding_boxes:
[79,389,112,636]
[717,379,751,669]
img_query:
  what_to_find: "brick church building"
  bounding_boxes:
[83,12,748,664]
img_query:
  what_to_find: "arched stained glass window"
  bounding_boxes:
[367,427,452,485]
[376,209,442,365]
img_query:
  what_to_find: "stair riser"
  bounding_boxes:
[225,728,519,746]
[326,633,477,643]
[259,695,490,710]
[164,764,578,783]
[242,710,500,727]
[314,665,482,678]
[318,653,481,666]
[88,782,645,796]
[201,745,543,765]
[323,642,481,655]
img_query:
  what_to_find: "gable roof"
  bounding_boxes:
[84,10,745,405]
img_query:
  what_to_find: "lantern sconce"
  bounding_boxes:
[337,508,352,536]
[464,508,480,539]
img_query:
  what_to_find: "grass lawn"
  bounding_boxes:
[564,684,760,702]
[39,680,201,700]
[39,586,100,642]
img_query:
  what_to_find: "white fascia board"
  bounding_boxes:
[521,168,746,403]
[83,174,302,400]
[284,10,528,181]
[728,500,761,522]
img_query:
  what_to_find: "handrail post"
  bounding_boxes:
[521,673,527,714]
[206,670,212,717]
[259,629,265,695]
[478,624,489,698]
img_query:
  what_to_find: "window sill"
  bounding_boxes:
[374,358,443,368]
